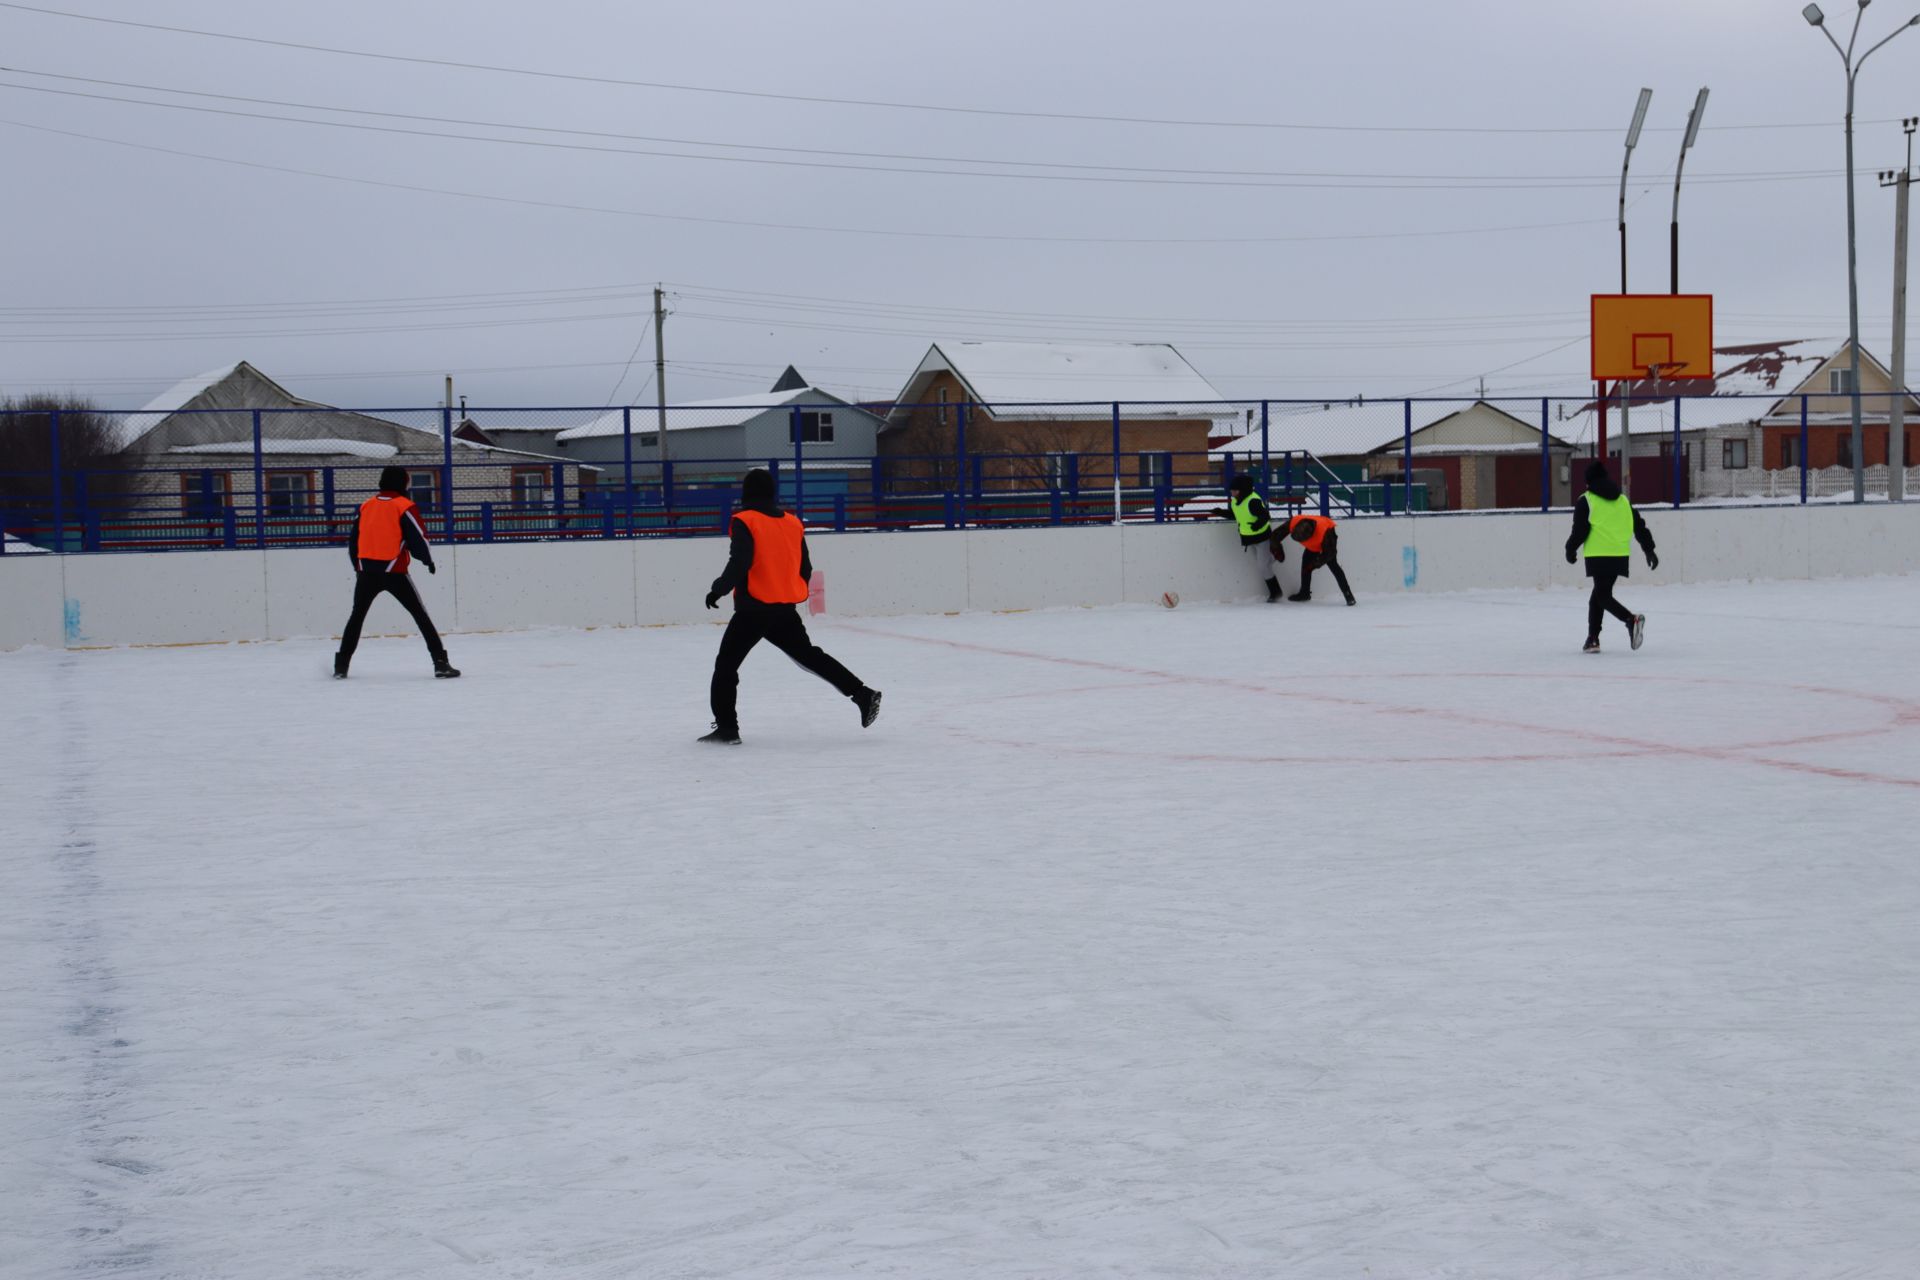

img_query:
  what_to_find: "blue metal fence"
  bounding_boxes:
[0,394,1912,554]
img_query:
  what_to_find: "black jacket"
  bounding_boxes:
[1566,473,1654,574]
[711,503,813,608]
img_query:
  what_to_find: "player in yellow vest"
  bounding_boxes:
[1216,475,1284,602]
[699,468,881,744]
[1565,461,1658,654]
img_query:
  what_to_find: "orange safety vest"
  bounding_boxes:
[356,492,421,571]
[1289,514,1335,554]
[734,509,810,604]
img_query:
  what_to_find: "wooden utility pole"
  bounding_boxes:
[653,286,669,469]
[1882,118,1917,502]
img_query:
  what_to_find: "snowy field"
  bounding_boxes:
[4,574,1919,1279]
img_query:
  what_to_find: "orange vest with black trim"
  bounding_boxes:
[735,509,809,604]
[356,492,419,571]
[1289,514,1334,554]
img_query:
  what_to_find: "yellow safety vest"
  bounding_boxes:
[1229,492,1270,538]
[1583,492,1633,558]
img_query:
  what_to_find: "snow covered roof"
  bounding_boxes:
[2,531,50,554]
[555,387,856,441]
[1214,400,1564,459]
[112,363,244,448]
[888,341,1233,422]
[169,439,399,459]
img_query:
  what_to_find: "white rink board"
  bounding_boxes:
[2,504,1918,649]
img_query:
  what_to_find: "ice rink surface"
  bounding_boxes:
[4,573,1919,1279]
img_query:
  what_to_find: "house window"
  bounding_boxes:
[408,471,437,512]
[1046,452,1072,487]
[793,411,835,444]
[1721,439,1749,470]
[937,386,949,425]
[638,432,659,448]
[265,470,313,516]
[510,466,549,509]
[179,470,232,517]
[1780,436,1797,470]
[1137,452,1169,489]
[1829,368,1854,394]
[1836,434,1854,468]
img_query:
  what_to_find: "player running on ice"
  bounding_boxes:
[1565,460,1657,654]
[700,468,882,745]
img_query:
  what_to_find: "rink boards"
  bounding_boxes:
[1,503,1916,650]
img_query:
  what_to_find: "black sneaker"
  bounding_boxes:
[698,724,742,745]
[1288,590,1311,602]
[1343,594,1357,607]
[433,658,461,678]
[1265,578,1283,603]
[855,688,883,728]
[1582,637,1601,654]
[1629,614,1646,651]
[332,654,349,679]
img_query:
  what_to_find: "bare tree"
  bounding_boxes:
[0,395,132,518]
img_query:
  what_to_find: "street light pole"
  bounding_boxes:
[1803,2,1920,503]
[1671,88,1710,293]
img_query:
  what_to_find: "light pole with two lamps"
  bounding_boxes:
[1802,0,1920,503]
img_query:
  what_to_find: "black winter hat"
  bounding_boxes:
[740,467,777,508]
[379,465,410,493]
[1583,460,1610,487]
[1229,473,1255,495]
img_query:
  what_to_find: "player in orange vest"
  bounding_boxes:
[699,468,880,744]
[1281,512,1356,605]
[334,466,459,678]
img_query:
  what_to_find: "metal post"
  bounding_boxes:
[621,405,633,511]
[791,405,805,524]
[954,401,967,529]
[1845,69,1866,501]
[1620,380,1632,502]
[1540,398,1552,512]
[1671,88,1710,294]
[1801,394,1811,504]
[48,408,64,552]
[440,403,455,539]
[653,285,669,472]
[1620,88,1653,292]
[1110,402,1123,525]
[1672,394,1683,508]
[1403,399,1414,516]
[1259,401,1270,489]
[252,409,266,550]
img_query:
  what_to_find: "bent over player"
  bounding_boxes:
[700,468,881,745]
[335,466,459,679]
[1566,460,1657,654]
[1281,512,1356,606]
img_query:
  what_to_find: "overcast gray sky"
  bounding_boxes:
[2,0,1917,411]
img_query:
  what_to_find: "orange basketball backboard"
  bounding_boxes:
[1591,294,1713,381]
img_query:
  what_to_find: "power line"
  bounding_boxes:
[0,117,1628,245]
[0,1,1892,137]
[0,77,1863,190]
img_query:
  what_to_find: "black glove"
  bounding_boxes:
[425,561,437,575]
[1647,551,1660,571]
[1565,547,1577,565]
[705,589,723,610]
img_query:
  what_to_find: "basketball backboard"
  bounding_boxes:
[1590,294,1714,381]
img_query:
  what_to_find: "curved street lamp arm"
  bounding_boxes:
[1846,3,1866,61]
[1858,20,1918,70]
[1820,20,1851,62]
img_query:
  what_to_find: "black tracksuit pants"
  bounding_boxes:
[1299,531,1354,600]
[711,604,864,731]
[1587,568,1637,640]
[339,566,445,661]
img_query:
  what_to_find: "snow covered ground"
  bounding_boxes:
[4,574,1919,1279]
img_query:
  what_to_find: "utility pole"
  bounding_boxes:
[1882,116,1918,502]
[1606,88,1653,482]
[653,285,669,470]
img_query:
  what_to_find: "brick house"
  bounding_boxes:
[875,342,1236,495]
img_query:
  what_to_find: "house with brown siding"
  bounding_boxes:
[876,342,1236,495]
